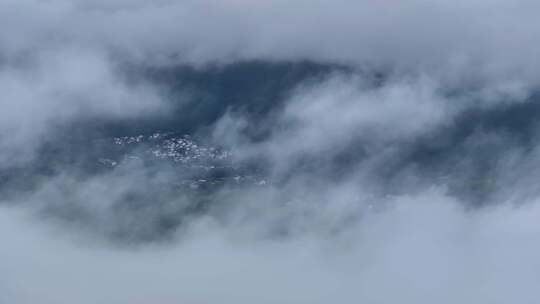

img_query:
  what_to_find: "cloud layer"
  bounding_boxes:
[2,1,540,303]
[3,0,540,83]
[3,190,540,304]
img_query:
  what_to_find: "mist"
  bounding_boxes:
[2,191,540,304]
[2,0,540,303]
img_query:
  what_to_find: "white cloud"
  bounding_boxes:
[2,0,540,85]
[0,46,165,165]
[1,1,540,302]
[2,189,540,304]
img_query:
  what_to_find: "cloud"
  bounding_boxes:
[2,0,540,85]
[2,1,540,303]
[0,46,165,166]
[2,189,540,304]
[261,75,450,167]
[1,0,537,166]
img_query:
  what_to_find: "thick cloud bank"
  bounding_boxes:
[1,1,540,303]
[3,0,540,84]
[2,193,540,304]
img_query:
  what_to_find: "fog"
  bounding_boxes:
[2,191,540,304]
[2,1,540,82]
[1,0,540,303]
